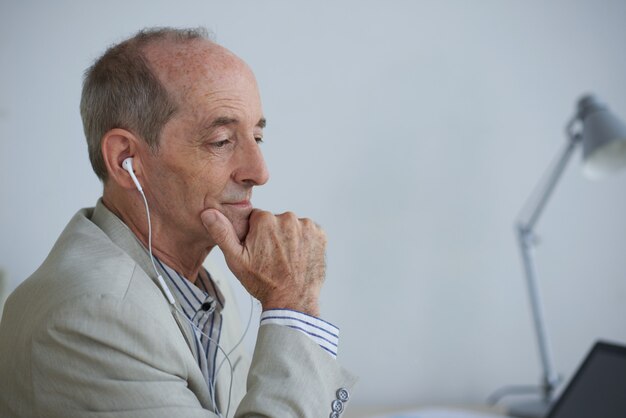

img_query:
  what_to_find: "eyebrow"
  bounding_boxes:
[207,116,267,129]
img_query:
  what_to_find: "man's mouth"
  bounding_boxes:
[223,200,252,209]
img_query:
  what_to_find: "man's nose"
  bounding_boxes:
[233,138,270,186]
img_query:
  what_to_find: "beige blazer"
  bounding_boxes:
[0,202,356,417]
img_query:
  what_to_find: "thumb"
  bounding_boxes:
[201,209,242,260]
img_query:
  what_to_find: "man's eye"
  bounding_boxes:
[212,139,230,148]
[255,137,264,144]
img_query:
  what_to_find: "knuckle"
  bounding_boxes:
[277,211,298,227]
[281,211,298,221]
[252,210,274,223]
[312,222,326,240]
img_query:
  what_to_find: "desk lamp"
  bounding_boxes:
[509,94,626,418]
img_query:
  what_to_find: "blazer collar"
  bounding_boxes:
[90,199,158,283]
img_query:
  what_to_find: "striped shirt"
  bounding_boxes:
[156,258,224,390]
[155,258,341,391]
[260,309,340,358]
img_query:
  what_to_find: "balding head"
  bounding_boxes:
[141,36,257,117]
[81,27,222,181]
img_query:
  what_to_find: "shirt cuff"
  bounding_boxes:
[260,309,339,359]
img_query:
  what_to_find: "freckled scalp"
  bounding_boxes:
[142,39,256,102]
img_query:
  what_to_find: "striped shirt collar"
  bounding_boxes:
[154,257,225,319]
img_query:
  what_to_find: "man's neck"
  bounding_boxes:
[102,194,211,283]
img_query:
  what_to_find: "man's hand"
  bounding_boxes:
[201,209,326,317]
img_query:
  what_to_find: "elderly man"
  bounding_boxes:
[0,27,355,418]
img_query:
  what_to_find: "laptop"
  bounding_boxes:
[546,340,626,418]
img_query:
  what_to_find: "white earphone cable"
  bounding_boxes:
[175,305,234,418]
[139,189,160,280]
[133,179,240,418]
[215,294,254,380]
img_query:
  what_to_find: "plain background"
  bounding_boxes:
[1,0,626,410]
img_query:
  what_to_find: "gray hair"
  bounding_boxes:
[80,27,210,181]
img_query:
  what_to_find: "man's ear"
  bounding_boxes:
[101,128,144,190]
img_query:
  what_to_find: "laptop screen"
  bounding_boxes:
[548,341,626,418]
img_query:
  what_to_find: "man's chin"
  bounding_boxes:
[226,214,251,242]
[233,217,251,241]
[217,204,253,241]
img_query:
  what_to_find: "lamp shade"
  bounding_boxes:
[577,95,626,179]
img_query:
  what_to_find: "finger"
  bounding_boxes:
[200,209,243,260]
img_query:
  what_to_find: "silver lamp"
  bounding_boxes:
[506,95,626,418]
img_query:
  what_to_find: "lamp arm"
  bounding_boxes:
[516,229,561,399]
[519,119,581,231]
[515,119,581,401]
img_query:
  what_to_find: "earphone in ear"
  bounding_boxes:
[122,157,143,192]
[121,157,176,306]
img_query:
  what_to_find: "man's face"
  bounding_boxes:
[140,40,269,246]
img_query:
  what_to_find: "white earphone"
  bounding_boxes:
[121,157,175,305]
[122,157,143,192]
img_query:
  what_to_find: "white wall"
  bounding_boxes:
[2,0,626,409]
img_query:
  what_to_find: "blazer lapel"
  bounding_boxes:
[90,201,202,377]
[172,309,200,361]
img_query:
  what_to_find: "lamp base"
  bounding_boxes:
[507,398,552,418]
